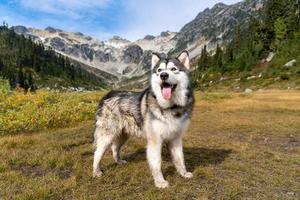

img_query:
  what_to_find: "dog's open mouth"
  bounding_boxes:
[161,82,177,100]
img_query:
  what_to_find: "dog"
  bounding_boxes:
[92,50,194,188]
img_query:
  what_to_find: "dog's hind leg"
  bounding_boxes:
[111,132,129,164]
[93,127,115,178]
[168,137,193,179]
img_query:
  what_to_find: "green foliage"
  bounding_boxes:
[192,0,300,89]
[0,76,10,96]
[273,18,287,50]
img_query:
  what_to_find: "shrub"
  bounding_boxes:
[279,73,290,80]
[0,90,104,135]
[0,77,10,97]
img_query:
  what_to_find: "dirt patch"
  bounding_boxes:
[10,164,73,179]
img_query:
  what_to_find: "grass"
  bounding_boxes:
[0,91,299,199]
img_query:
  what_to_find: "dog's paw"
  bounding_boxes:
[182,172,193,178]
[155,180,169,189]
[116,159,127,165]
[93,170,103,178]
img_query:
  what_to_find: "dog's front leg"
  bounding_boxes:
[169,137,193,178]
[147,139,169,188]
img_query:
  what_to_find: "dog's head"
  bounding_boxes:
[151,51,191,108]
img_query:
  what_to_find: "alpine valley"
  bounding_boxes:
[8,0,267,89]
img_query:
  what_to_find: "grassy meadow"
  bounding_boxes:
[0,90,299,199]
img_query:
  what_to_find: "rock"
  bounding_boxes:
[123,45,143,64]
[245,88,253,93]
[274,77,281,81]
[247,75,257,80]
[11,25,28,34]
[122,66,133,74]
[284,59,297,68]
[59,33,68,38]
[220,77,228,81]
[74,32,84,36]
[144,35,155,40]
[95,51,110,62]
[160,31,170,37]
[266,52,275,62]
[50,37,65,51]
[258,73,262,78]
[85,36,92,41]
[140,50,153,70]
[45,26,57,33]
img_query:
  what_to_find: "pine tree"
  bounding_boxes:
[18,67,24,88]
[213,43,224,72]
[198,45,209,71]
[273,18,287,50]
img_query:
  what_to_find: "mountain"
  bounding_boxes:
[0,25,117,91]
[10,0,269,89]
[172,0,265,58]
[11,26,176,79]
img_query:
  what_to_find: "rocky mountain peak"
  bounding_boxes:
[172,0,266,58]
[45,26,63,33]
[12,25,28,34]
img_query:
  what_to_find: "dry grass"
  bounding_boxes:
[0,91,299,199]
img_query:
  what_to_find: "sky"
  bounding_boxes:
[0,0,241,41]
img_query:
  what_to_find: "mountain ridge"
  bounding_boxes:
[10,0,267,88]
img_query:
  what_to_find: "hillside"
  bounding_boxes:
[0,25,116,91]
[192,0,300,91]
[172,0,265,57]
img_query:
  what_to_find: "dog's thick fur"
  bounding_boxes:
[92,51,194,188]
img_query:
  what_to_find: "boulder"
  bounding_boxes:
[266,52,275,62]
[245,88,253,93]
[284,60,297,68]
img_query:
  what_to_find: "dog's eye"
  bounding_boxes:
[171,67,177,71]
[157,68,162,73]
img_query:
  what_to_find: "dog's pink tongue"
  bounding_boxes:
[162,87,172,100]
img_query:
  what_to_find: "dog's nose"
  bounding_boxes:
[160,72,169,81]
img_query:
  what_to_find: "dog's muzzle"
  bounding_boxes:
[160,72,169,81]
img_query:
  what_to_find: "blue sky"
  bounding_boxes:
[0,0,241,41]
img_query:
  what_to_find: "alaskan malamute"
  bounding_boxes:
[93,51,194,188]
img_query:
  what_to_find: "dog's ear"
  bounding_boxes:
[152,53,160,69]
[177,50,190,69]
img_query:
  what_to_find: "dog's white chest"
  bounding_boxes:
[150,114,189,140]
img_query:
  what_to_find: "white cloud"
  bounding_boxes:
[18,0,112,19]
[117,0,241,40]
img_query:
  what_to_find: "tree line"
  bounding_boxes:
[0,24,104,91]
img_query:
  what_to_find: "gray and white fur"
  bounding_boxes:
[93,51,194,188]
